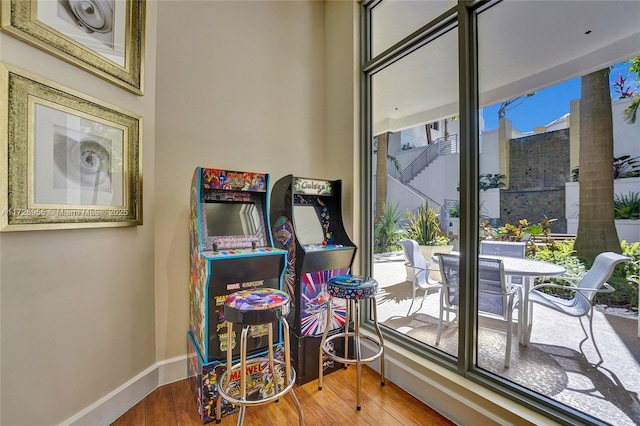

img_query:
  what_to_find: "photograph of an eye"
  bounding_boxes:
[57,0,114,48]
[53,125,113,198]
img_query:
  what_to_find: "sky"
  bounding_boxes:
[481,62,637,133]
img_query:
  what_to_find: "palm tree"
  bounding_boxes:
[374,132,402,227]
[622,56,640,124]
[573,68,621,260]
[375,132,389,225]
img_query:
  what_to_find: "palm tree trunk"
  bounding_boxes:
[375,132,388,226]
[574,68,621,260]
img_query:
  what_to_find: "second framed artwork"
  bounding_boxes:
[0,0,145,95]
[0,63,142,231]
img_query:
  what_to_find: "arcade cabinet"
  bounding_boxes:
[270,175,357,385]
[187,167,287,423]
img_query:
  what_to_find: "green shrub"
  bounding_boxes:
[479,173,506,191]
[374,201,405,254]
[533,240,586,280]
[405,202,450,246]
[614,192,640,219]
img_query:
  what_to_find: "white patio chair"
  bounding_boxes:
[399,239,442,315]
[437,253,522,368]
[480,240,526,285]
[529,251,630,366]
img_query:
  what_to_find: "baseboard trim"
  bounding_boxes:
[60,355,187,426]
[360,335,554,425]
[61,343,554,426]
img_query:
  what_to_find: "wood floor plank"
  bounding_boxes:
[145,385,177,425]
[113,366,454,426]
[291,384,335,426]
[111,399,145,426]
[171,379,204,426]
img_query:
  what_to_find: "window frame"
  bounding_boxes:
[359,1,603,424]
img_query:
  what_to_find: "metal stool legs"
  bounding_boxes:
[216,318,304,425]
[318,295,385,410]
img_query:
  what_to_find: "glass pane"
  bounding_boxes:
[478,2,640,425]
[371,0,456,58]
[371,28,459,358]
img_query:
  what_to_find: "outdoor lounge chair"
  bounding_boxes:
[437,253,522,368]
[528,251,631,366]
[399,239,442,315]
[480,240,526,285]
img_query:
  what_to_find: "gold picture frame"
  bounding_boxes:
[0,63,143,231]
[1,0,145,95]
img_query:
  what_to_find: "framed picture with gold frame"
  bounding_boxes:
[0,63,142,231]
[0,0,145,95]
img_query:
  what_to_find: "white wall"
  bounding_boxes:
[0,2,159,425]
[613,97,640,159]
[153,0,345,364]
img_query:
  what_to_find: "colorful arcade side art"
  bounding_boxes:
[187,167,288,423]
[270,175,357,385]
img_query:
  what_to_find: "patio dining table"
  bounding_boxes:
[479,255,566,345]
[434,252,566,344]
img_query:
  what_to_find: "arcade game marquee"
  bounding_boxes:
[270,175,357,385]
[187,167,288,423]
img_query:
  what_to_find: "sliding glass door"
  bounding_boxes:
[364,1,640,425]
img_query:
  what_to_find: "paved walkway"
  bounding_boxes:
[373,252,640,426]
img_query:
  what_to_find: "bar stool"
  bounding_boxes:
[318,275,385,410]
[216,288,304,425]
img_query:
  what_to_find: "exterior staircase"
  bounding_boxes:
[400,134,458,185]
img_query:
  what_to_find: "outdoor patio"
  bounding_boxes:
[373,251,640,426]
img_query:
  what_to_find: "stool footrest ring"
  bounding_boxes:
[322,333,383,365]
[218,358,297,407]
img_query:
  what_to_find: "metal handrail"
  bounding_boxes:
[400,134,458,184]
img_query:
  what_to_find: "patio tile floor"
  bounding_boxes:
[373,252,640,426]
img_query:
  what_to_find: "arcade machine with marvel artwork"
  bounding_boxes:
[270,175,357,385]
[187,167,288,423]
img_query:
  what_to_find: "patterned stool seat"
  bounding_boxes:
[224,288,290,324]
[327,275,378,300]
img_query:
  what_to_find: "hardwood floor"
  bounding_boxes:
[111,365,455,426]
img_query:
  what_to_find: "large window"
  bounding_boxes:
[364,1,640,425]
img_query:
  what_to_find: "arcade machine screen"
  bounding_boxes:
[204,201,261,240]
[292,205,325,246]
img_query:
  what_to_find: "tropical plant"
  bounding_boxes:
[614,192,640,219]
[569,155,639,182]
[448,201,460,218]
[480,217,549,243]
[374,201,406,253]
[373,132,401,236]
[613,155,640,178]
[622,56,640,124]
[571,167,580,182]
[621,240,640,277]
[479,173,506,191]
[532,240,585,280]
[480,217,555,257]
[405,202,449,246]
